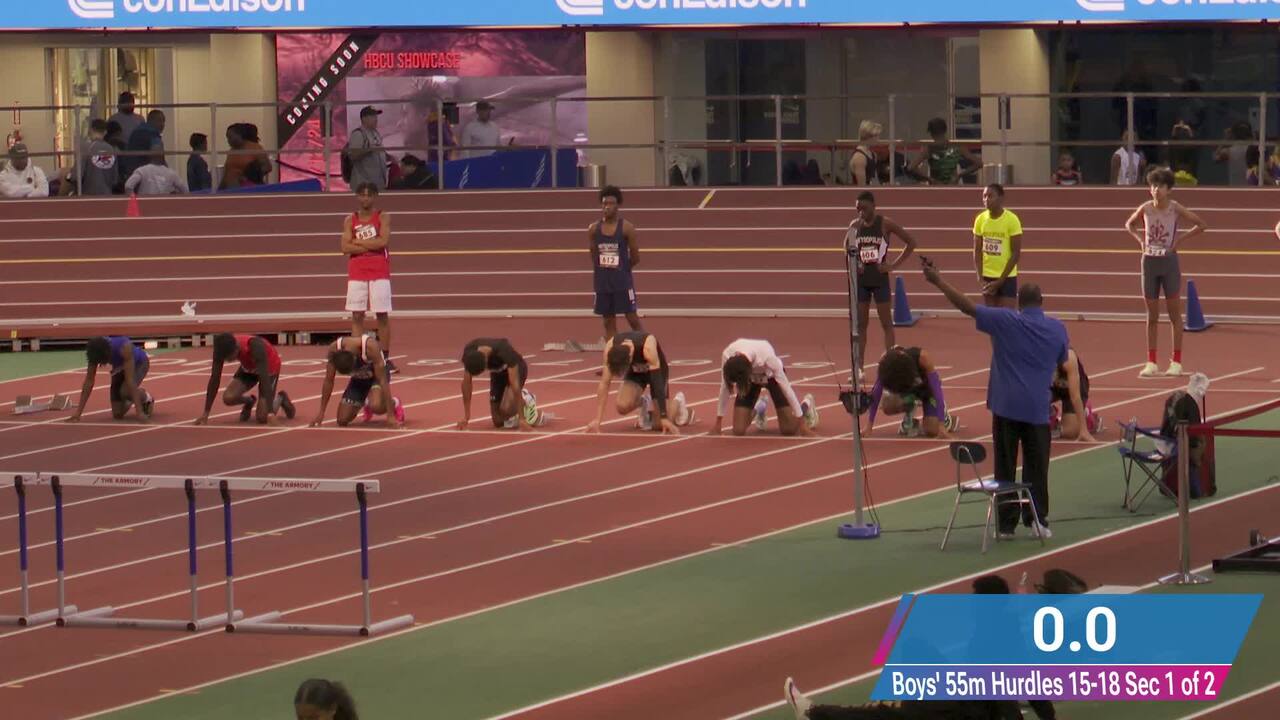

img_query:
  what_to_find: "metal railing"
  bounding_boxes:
[4,91,1279,193]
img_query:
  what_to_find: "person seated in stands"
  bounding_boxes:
[0,143,49,198]
[219,123,272,189]
[911,117,981,185]
[187,133,212,192]
[390,154,436,190]
[1051,151,1082,185]
[125,142,189,195]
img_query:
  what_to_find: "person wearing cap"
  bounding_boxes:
[390,154,435,190]
[461,100,501,159]
[125,141,188,195]
[0,144,50,198]
[109,91,144,145]
[348,106,388,190]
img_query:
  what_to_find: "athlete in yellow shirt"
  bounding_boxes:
[971,183,1023,309]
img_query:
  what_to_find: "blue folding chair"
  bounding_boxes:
[941,441,1045,553]
[1116,421,1178,512]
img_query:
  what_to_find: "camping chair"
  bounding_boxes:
[1116,421,1178,512]
[941,442,1045,553]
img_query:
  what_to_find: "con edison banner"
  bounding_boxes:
[870,594,1261,702]
[16,0,1280,31]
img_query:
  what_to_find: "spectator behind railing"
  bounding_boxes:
[188,133,212,192]
[460,100,500,159]
[849,119,883,186]
[1051,151,1081,186]
[124,142,188,196]
[108,91,144,146]
[1214,121,1253,187]
[1111,130,1146,186]
[346,107,388,191]
[81,119,119,196]
[294,678,359,720]
[390,154,436,190]
[220,123,273,190]
[0,143,49,198]
[912,117,981,185]
[426,103,458,164]
[121,109,166,180]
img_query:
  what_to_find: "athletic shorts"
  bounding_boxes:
[109,357,150,403]
[856,279,891,304]
[734,378,791,413]
[346,279,393,313]
[233,368,279,396]
[982,276,1018,299]
[489,359,529,405]
[1051,380,1090,416]
[888,390,947,421]
[594,287,638,316]
[341,376,376,406]
[1141,255,1181,300]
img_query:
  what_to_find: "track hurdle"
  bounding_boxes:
[228,480,415,637]
[4,471,413,637]
[0,473,84,626]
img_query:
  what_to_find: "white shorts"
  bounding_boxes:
[346,279,393,313]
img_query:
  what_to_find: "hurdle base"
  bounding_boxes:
[1158,570,1212,586]
[232,613,414,637]
[55,605,114,627]
[1,604,77,627]
[61,609,243,632]
[1184,321,1214,333]
[837,522,882,540]
[892,316,919,328]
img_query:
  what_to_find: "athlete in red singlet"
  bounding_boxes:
[342,183,397,374]
[196,333,295,425]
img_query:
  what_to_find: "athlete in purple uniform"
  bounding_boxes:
[68,335,153,422]
[588,185,642,345]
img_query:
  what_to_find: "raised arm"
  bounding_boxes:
[923,257,978,317]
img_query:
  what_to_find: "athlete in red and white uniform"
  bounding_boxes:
[197,333,295,425]
[342,183,397,374]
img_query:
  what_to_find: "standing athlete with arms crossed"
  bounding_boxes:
[588,185,643,348]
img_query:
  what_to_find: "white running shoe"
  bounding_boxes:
[675,391,694,426]
[1165,361,1184,377]
[521,388,539,426]
[784,678,812,720]
[753,398,768,430]
[801,393,819,429]
[1139,362,1160,378]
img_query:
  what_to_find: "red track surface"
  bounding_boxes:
[1,187,1278,719]
[3,187,1279,337]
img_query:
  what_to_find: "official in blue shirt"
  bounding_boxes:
[923,257,1068,539]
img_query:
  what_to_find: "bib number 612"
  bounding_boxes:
[1034,606,1117,653]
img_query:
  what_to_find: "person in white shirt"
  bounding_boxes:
[125,144,189,196]
[0,143,50,198]
[461,101,502,159]
[713,338,819,437]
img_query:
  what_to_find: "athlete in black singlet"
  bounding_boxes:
[845,191,917,367]
[588,331,693,434]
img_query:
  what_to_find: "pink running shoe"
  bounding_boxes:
[361,403,375,423]
[393,397,406,424]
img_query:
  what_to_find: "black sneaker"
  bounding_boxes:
[239,395,257,422]
[277,391,296,420]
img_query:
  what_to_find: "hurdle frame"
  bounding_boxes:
[51,474,244,631]
[229,480,415,637]
[0,473,81,627]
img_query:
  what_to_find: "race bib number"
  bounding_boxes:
[982,238,1003,255]
[355,224,377,242]
[859,246,881,264]
[598,243,620,269]
[1145,244,1168,258]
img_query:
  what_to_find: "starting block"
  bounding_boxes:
[542,339,607,353]
[14,395,75,415]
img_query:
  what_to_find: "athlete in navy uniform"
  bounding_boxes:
[588,185,642,345]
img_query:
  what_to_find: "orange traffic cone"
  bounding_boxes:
[126,193,141,218]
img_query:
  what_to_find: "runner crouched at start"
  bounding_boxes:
[309,335,403,428]
[587,330,694,434]
[712,338,818,437]
[867,346,957,438]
